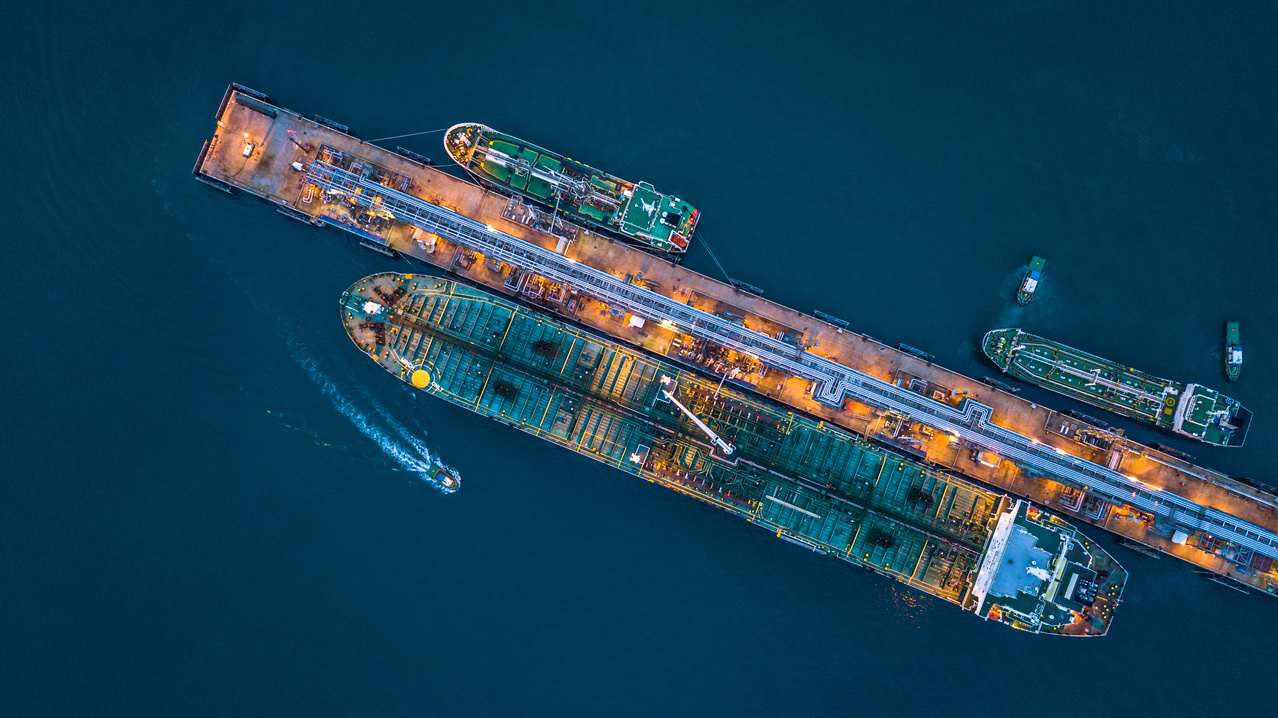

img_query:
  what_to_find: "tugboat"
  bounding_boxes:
[1225,321,1242,382]
[428,458,461,492]
[1016,256,1046,306]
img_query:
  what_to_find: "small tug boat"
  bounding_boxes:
[1225,321,1242,382]
[1017,256,1046,306]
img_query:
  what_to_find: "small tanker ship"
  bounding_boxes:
[445,123,698,254]
[983,328,1251,448]
[343,273,1125,636]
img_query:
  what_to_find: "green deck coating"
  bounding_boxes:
[983,328,1251,447]
[342,274,1125,635]
[445,123,698,253]
[1225,322,1242,382]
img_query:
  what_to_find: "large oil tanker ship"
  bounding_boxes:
[444,123,698,254]
[983,329,1251,448]
[342,273,1125,635]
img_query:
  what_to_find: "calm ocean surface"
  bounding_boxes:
[3,1,1277,714]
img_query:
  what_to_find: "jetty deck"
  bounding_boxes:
[195,84,1278,594]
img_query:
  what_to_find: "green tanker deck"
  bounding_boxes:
[983,329,1251,448]
[444,123,698,254]
[343,273,1125,636]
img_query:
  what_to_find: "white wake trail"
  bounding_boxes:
[352,381,437,463]
[290,346,457,494]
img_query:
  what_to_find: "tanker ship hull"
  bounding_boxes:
[983,328,1250,447]
[343,274,1125,636]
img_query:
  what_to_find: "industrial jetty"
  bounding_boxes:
[343,273,1125,634]
[194,84,1278,597]
[444,123,698,255]
[983,329,1251,448]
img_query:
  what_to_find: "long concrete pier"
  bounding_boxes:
[195,84,1278,595]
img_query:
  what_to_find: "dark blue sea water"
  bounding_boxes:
[4,1,1277,714]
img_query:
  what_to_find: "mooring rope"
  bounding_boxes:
[369,127,449,143]
[695,230,732,283]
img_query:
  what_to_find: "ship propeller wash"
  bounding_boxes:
[983,328,1251,447]
[343,273,1125,635]
[445,123,699,254]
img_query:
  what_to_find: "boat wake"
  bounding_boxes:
[150,162,456,494]
[290,347,459,494]
[995,264,1058,329]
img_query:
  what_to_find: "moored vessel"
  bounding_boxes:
[1017,256,1046,306]
[1225,321,1242,382]
[341,273,1125,635]
[982,328,1251,447]
[444,123,698,254]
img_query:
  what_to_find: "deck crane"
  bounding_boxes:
[659,375,734,456]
